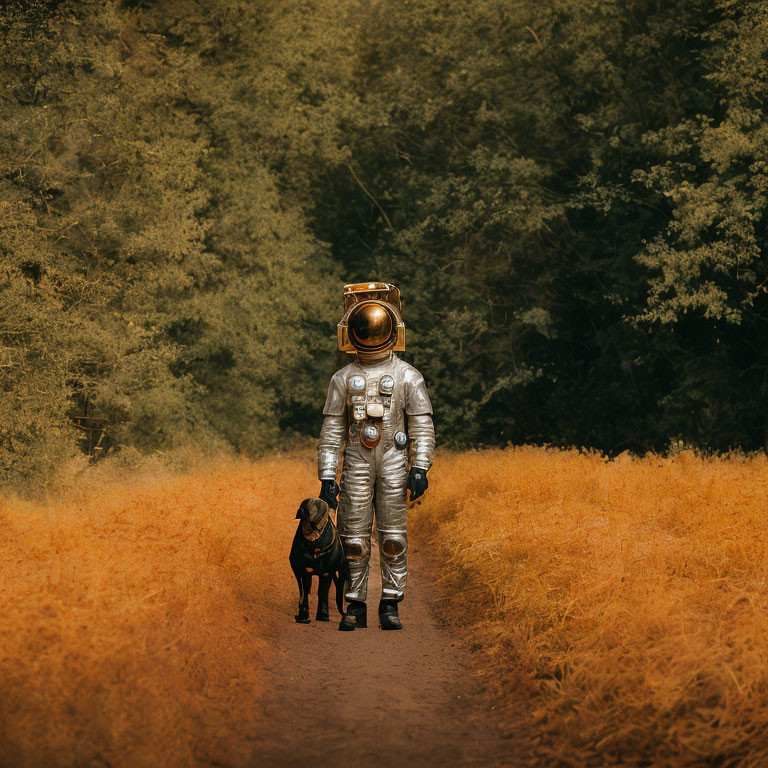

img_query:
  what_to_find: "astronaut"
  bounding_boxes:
[317,282,435,631]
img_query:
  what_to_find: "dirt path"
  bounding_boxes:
[248,541,515,767]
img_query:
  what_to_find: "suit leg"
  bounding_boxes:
[375,446,409,602]
[338,447,375,603]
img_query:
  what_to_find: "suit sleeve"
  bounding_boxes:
[404,370,435,471]
[318,372,347,480]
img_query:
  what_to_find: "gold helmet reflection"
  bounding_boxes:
[337,282,405,362]
[348,303,394,350]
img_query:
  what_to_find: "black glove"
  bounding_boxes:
[406,467,428,501]
[319,479,340,510]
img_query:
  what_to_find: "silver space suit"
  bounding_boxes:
[317,282,435,630]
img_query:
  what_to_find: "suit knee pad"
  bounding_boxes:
[380,532,407,559]
[341,535,370,561]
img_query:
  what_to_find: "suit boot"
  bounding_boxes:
[339,600,367,631]
[378,599,402,630]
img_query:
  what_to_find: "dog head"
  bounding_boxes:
[295,497,330,536]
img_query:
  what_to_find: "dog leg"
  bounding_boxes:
[316,574,331,621]
[299,574,312,623]
[292,567,311,624]
[332,569,345,617]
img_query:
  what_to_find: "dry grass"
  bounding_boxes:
[5,447,768,767]
[0,456,309,768]
[412,447,768,768]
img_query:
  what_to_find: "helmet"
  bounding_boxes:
[337,282,405,362]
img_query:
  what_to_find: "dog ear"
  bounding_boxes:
[316,498,329,516]
[296,498,314,519]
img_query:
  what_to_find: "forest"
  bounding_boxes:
[2,0,768,491]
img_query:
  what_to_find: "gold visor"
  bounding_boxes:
[348,302,395,352]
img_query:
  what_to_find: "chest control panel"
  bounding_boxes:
[346,372,396,448]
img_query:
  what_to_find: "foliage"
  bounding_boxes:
[2,0,768,488]
[324,0,768,452]
[0,202,74,491]
[0,0,338,487]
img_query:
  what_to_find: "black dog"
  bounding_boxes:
[289,498,346,623]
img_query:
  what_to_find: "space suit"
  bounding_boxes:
[317,282,435,631]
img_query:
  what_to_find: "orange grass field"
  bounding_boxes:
[415,447,768,767]
[2,448,768,767]
[0,457,311,768]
